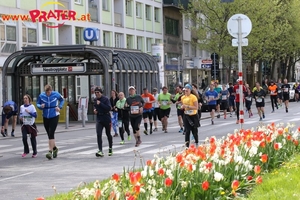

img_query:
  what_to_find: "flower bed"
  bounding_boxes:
[50,123,300,200]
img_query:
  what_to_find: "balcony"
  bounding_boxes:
[163,0,190,9]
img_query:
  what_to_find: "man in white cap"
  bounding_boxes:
[125,86,145,147]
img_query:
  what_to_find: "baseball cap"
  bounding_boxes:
[152,88,158,92]
[128,86,135,90]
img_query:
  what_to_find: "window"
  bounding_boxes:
[42,24,50,41]
[165,17,179,36]
[75,27,84,44]
[184,42,189,57]
[146,38,152,52]
[146,5,151,20]
[184,16,189,28]
[154,7,160,22]
[0,20,17,53]
[127,34,133,49]
[22,22,37,44]
[102,0,109,11]
[115,33,123,48]
[6,26,16,41]
[74,0,81,4]
[103,31,110,47]
[137,36,142,50]
[155,39,161,44]
[126,0,132,16]
[136,2,141,18]
[191,44,196,57]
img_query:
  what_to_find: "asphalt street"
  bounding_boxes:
[0,98,299,200]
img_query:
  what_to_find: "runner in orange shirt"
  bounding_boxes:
[141,88,156,135]
[268,81,278,113]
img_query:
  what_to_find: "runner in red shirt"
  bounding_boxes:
[141,88,156,135]
[233,79,247,124]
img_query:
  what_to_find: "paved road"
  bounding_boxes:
[1,98,299,200]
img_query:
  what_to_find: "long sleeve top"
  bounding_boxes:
[36,91,64,119]
[94,95,112,123]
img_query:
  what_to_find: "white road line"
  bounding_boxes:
[0,172,34,182]
[77,145,123,155]
[0,145,12,148]
[114,144,155,154]
[143,144,185,154]
[58,146,94,154]
[0,143,49,153]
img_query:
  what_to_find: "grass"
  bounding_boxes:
[245,153,300,200]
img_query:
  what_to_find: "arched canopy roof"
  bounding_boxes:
[2,45,159,102]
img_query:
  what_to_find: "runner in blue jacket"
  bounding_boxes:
[37,84,64,160]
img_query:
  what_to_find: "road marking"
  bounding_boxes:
[0,172,34,182]
[58,146,94,154]
[77,145,123,155]
[0,143,49,153]
[143,144,185,154]
[0,145,11,148]
[114,144,155,154]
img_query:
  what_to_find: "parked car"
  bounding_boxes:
[201,84,229,112]
[288,82,295,101]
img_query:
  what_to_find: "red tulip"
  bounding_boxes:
[202,181,209,191]
[165,177,173,187]
[254,165,261,174]
[35,198,45,200]
[231,180,239,191]
[205,162,213,170]
[112,173,120,182]
[256,176,263,184]
[247,175,253,181]
[294,140,299,146]
[261,154,268,163]
[128,195,136,200]
[157,168,165,176]
[146,160,152,166]
[176,154,183,163]
[274,143,279,150]
[94,189,101,200]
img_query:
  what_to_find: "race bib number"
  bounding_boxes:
[236,89,240,94]
[246,97,252,101]
[177,103,182,108]
[284,88,288,92]
[162,101,168,106]
[278,89,282,93]
[222,95,227,100]
[23,116,33,125]
[270,91,275,95]
[209,95,214,100]
[130,106,139,114]
[118,120,122,128]
[256,98,262,103]
[143,97,149,103]
[184,110,194,115]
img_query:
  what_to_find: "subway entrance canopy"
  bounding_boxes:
[2,45,160,122]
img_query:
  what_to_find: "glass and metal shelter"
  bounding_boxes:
[2,45,160,122]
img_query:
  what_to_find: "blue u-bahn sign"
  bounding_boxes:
[83,28,99,42]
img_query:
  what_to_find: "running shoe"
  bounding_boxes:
[217,114,220,118]
[128,135,131,141]
[150,129,153,134]
[144,130,148,135]
[108,148,113,156]
[1,131,6,137]
[95,151,104,157]
[22,153,27,158]
[53,147,58,158]
[46,151,53,160]
[236,120,239,124]
[135,139,142,147]
[153,128,158,132]
[286,108,288,113]
[164,130,168,133]
[113,133,119,137]
[262,114,265,119]
[224,116,226,119]
[120,140,125,145]
[212,120,214,125]
[11,131,15,137]
[32,153,37,158]
[271,110,274,113]
[178,128,183,133]
[259,117,262,121]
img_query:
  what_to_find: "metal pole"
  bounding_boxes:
[112,63,116,90]
[177,56,180,85]
[238,17,244,129]
[82,105,85,127]
[65,106,69,129]
[213,53,216,81]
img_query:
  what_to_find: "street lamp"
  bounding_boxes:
[171,56,181,85]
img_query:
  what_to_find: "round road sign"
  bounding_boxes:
[227,14,252,38]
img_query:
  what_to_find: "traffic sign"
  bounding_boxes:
[227,14,252,38]
[232,38,248,46]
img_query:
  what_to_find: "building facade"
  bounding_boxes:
[0,0,163,108]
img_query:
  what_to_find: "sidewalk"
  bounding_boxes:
[0,96,271,140]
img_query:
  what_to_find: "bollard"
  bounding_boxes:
[65,106,69,129]
[82,105,85,127]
